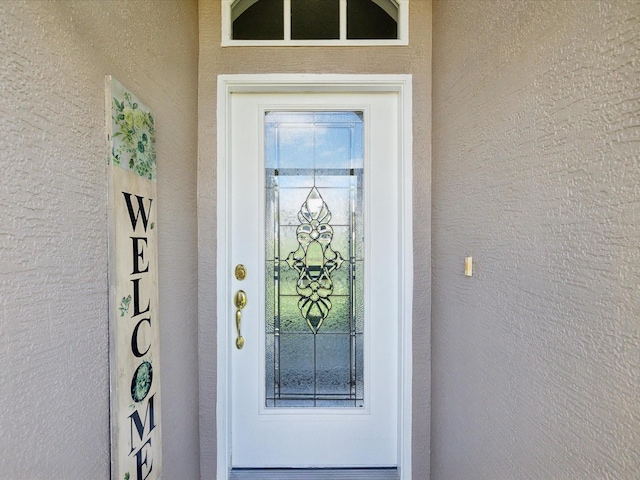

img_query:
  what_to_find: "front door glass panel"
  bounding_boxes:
[265,111,364,407]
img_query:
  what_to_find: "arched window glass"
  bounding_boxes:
[347,0,397,39]
[232,0,284,40]
[224,0,407,46]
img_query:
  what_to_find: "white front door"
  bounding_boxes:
[219,78,412,473]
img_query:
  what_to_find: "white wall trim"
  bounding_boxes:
[217,74,413,480]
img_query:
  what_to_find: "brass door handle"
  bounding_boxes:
[234,290,247,349]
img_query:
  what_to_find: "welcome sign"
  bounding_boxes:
[106,77,162,480]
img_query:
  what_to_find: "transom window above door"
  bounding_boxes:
[222,0,408,46]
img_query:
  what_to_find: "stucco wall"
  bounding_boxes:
[432,0,640,478]
[197,1,432,478]
[0,1,199,478]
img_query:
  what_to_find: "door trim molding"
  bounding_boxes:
[217,74,413,480]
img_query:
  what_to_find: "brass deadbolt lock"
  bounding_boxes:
[235,264,247,281]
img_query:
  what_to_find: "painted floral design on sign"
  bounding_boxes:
[130,360,153,403]
[111,84,156,180]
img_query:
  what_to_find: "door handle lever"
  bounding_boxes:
[234,290,247,349]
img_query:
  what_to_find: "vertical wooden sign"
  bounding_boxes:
[106,77,162,480]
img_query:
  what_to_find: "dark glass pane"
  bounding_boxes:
[233,0,284,40]
[347,0,397,40]
[291,0,340,40]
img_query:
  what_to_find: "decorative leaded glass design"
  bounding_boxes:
[285,187,345,334]
[265,111,364,408]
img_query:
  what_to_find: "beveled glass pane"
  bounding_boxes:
[316,334,351,395]
[275,399,314,407]
[265,188,276,260]
[278,188,313,225]
[315,399,359,407]
[265,111,363,408]
[266,262,275,333]
[355,333,364,401]
[355,261,364,333]
[279,334,315,395]
[331,267,349,296]
[315,127,351,167]
[232,0,284,40]
[314,111,363,124]
[319,189,350,225]
[266,333,275,398]
[276,127,315,169]
[278,226,299,261]
[315,175,352,188]
[280,296,309,333]
[356,187,364,260]
[276,174,315,189]
[329,226,350,259]
[265,124,278,167]
[319,296,350,333]
[279,261,299,296]
[291,0,340,40]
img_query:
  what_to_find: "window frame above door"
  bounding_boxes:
[221,0,409,47]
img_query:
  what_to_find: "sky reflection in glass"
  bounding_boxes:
[265,112,363,170]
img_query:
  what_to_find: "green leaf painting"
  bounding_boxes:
[111,81,157,181]
[119,295,132,317]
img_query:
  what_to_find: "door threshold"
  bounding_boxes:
[229,467,399,480]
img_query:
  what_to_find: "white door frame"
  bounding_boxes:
[216,74,413,479]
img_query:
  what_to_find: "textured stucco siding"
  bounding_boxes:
[197,1,432,478]
[0,1,199,478]
[432,1,640,478]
